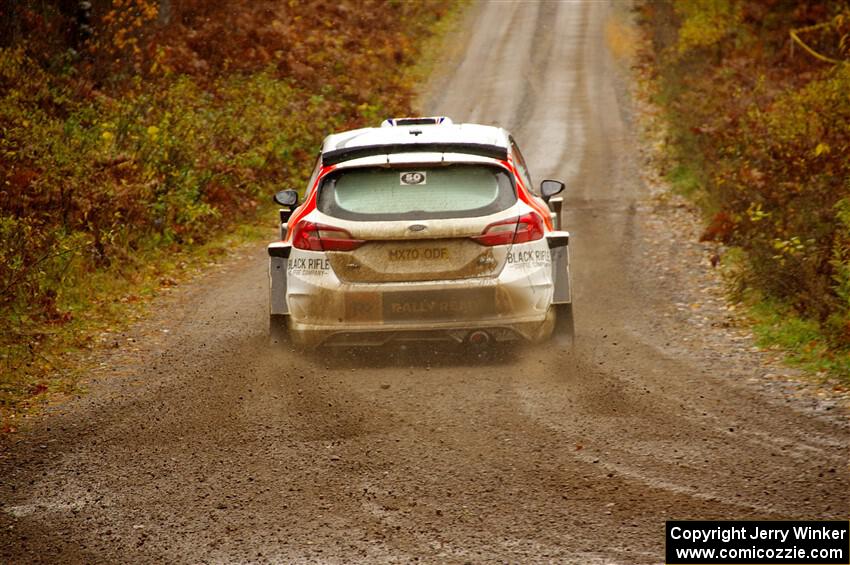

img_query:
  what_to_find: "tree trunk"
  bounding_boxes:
[158,0,171,24]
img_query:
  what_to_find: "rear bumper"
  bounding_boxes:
[289,317,554,347]
[269,239,564,347]
[286,279,553,346]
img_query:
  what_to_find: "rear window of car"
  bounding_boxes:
[317,164,516,221]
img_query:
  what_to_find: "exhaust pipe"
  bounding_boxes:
[467,330,491,347]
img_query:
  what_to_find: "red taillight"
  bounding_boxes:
[290,221,364,252]
[513,212,545,243]
[472,217,516,246]
[472,213,544,246]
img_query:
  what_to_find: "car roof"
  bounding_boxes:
[320,118,511,166]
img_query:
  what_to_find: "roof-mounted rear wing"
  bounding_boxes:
[321,142,508,166]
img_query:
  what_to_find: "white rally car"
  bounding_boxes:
[267,117,573,348]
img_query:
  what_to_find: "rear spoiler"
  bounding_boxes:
[322,142,508,166]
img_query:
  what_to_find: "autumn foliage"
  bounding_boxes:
[0,0,452,411]
[639,0,850,352]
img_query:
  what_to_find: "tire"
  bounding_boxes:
[269,314,290,347]
[553,303,575,346]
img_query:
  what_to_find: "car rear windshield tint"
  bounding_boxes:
[317,164,516,221]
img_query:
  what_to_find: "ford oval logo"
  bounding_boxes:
[408,224,427,232]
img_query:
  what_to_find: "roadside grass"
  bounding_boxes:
[747,296,850,383]
[665,161,703,200]
[649,80,712,208]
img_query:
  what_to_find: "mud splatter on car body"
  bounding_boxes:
[268,117,572,347]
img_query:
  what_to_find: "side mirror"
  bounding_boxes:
[274,189,299,226]
[273,189,299,207]
[540,180,565,202]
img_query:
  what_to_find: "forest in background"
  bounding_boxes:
[638,0,850,377]
[0,0,454,423]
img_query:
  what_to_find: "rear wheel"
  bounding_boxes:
[269,314,289,347]
[553,303,575,346]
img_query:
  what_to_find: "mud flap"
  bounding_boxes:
[547,231,571,304]
[553,303,575,346]
[268,244,292,347]
[268,243,291,316]
[269,314,290,347]
[547,231,574,345]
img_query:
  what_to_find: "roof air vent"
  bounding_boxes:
[381,116,453,127]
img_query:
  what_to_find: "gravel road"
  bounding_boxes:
[2,1,847,563]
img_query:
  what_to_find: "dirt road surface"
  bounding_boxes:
[2,2,847,563]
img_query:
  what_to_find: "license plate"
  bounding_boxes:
[386,247,450,262]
